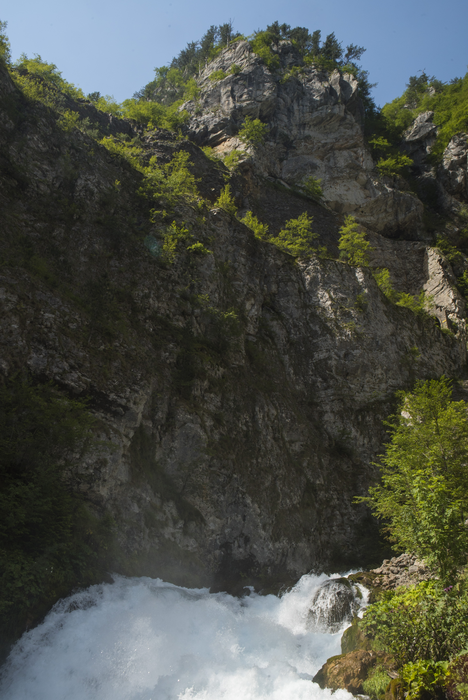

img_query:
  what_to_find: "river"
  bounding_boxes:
[0,572,362,700]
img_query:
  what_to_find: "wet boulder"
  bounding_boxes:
[313,649,379,695]
[308,578,360,633]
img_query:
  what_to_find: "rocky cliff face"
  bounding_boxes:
[183,40,423,238]
[0,46,467,599]
[401,110,468,215]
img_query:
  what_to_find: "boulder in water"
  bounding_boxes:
[308,578,360,633]
[313,649,378,694]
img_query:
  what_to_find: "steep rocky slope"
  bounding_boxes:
[183,40,423,237]
[0,37,467,614]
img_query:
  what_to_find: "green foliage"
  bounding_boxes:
[302,175,323,201]
[99,135,144,170]
[447,653,468,700]
[9,52,178,139]
[160,221,192,263]
[238,115,269,148]
[362,664,392,699]
[373,268,432,317]
[121,97,188,130]
[362,580,468,665]
[137,23,375,122]
[186,241,212,255]
[338,215,373,266]
[435,235,464,264]
[280,65,305,84]
[355,292,368,312]
[94,94,122,116]
[373,268,397,300]
[184,78,200,101]
[57,109,80,132]
[137,66,188,105]
[214,184,238,216]
[401,659,449,700]
[368,136,392,156]
[250,31,281,70]
[138,23,241,105]
[0,19,11,65]
[0,375,113,647]
[240,211,269,239]
[12,54,84,112]
[142,150,201,211]
[377,153,413,177]
[358,377,468,583]
[201,146,222,162]
[380,71,468,160]
[98,137,201,214]
[269,212,321,257]
[224,149,245,169]
[456,270,468,300]
[395,290,431,316]
[209,69,227,82]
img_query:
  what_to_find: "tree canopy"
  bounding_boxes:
[359,377,468,583]
[377,70,468,159]
[134,22,374,116]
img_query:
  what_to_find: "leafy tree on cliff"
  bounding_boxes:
[0,20,11,65]
[136,22,374,115]
[238,115,268,147]
[338,216,373,266]
[377,70,468,158]
[358,377,468,584]
[269,212,320,257]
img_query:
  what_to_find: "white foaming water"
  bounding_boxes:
[0,572,359,700]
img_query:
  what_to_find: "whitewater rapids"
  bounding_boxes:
[0,572,361,700]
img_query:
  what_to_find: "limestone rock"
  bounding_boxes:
[184,41,424,237]
[313,650,379,694]
[402,111,438,166]
[0,59,466,597]
[423,247,466,333]
[439,133,468,201]
[371,553,432,589]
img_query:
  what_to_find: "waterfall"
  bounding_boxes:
[0,573,365,700]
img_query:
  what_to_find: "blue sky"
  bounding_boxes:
[2,0,467,107]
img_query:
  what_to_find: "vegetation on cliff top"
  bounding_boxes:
[134,21,376,119]
[373,70,468,162]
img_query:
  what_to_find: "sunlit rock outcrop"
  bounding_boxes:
[183,40,424,237]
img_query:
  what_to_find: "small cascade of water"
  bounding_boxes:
[307,578,365,633]
[0,573,366,700]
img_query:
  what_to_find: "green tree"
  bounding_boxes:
[214,184,237,216]
[321,32,343,62]
[338,215,373,266]
[358,377,468,583]
[13,53,84,100]
[361,580,468,665]
[269,212,319,256]
[240,211,269,239]
[302,175,323,201]
[0,20,11,65]
[238,115,269,147]
[377,153,413,177]
[250,31,280,70]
